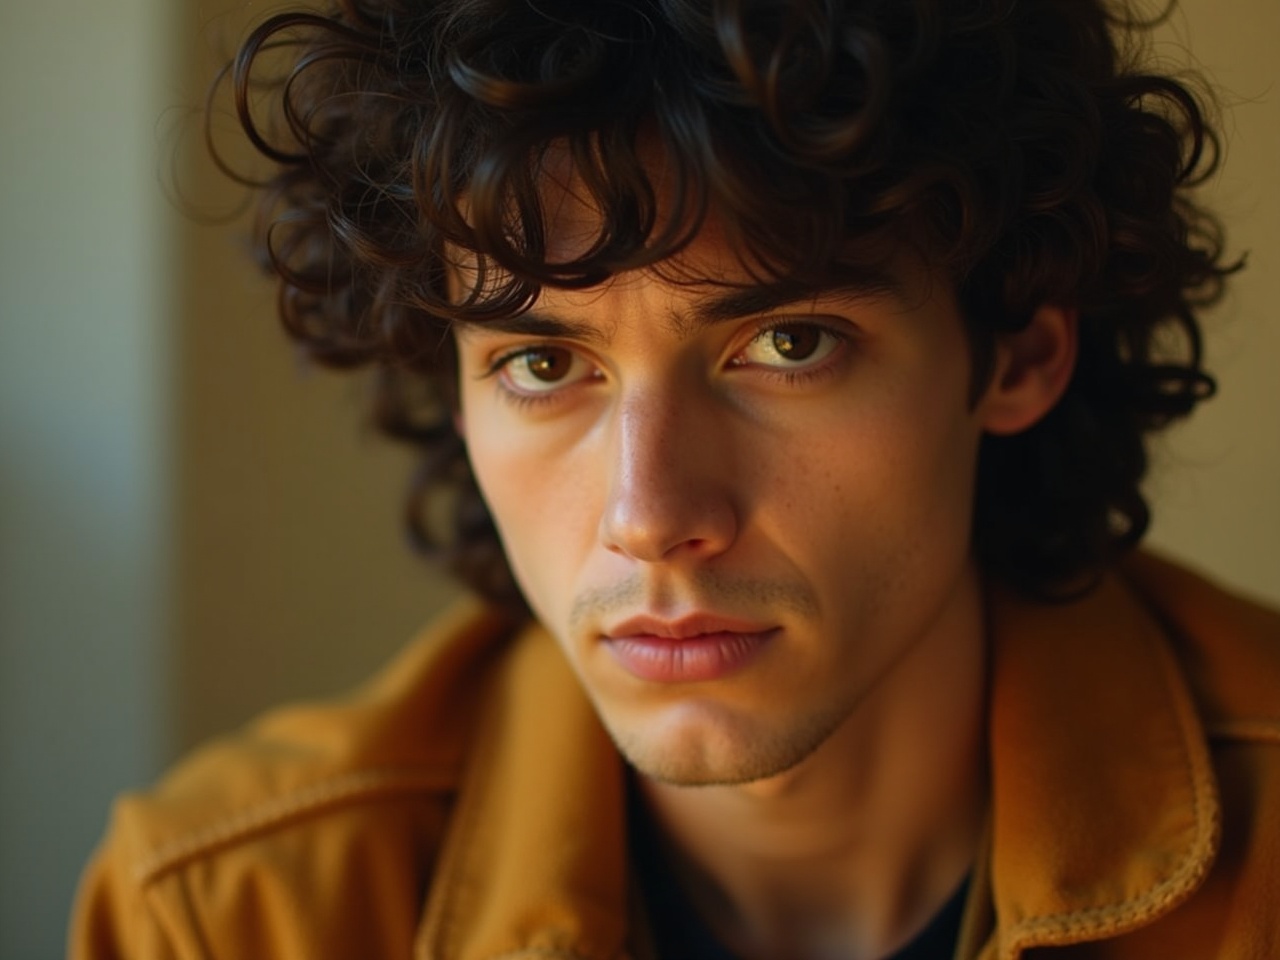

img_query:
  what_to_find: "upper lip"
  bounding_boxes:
[603,614,776,640]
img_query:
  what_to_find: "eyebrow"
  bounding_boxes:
[687,272,905,328]
[458,312,610,344]
[457,269,907,343]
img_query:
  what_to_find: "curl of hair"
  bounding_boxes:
[214,0,1237,613]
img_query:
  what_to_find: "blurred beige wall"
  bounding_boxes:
[171,7,459,755]
[0,1,1275,957]
[1146,0,1280,602]
[0,3,457,958]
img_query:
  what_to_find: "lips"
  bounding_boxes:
[602,615,778,683]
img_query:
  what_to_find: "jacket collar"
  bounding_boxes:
[416,565,1221,959]
[983,567,1220,958]
[415,621,633,960]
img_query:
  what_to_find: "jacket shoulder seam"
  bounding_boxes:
[133,765,457,885]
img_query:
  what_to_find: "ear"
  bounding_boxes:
[979,304,1078,436]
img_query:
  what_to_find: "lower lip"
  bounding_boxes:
[604,630,776,683]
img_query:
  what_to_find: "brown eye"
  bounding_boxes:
[499,345,596,396]
[523,347,574,382]
[738,322,841,370]
[771,326,822,360]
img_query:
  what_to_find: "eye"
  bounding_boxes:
[735,323,841,369]
[498,345,597,394]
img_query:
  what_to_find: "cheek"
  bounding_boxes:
[463,408,601,608]
[762,386,982,572]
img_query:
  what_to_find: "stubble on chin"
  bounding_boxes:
[554,569,834,786]
[603,692,855,788]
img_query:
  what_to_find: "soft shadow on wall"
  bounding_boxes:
[0,2,457,958]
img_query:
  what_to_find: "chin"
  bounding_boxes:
[606,699,849,788]
[625,751,797,788]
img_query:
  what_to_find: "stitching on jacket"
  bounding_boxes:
[999,626,1221,959]
[133,766,456,885]
[1207,719,1280,745]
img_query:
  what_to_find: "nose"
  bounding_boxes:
[597,386,739,563]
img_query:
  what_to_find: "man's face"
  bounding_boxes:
[455,214,998,787]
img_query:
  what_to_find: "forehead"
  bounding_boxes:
[448,137,940,335]
[461,170,909,296]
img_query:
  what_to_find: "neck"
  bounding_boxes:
[636,567,990,960]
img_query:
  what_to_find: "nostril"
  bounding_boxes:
[597,481,738,563]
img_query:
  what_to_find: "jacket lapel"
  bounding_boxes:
[983,571,1221,958]
[416,621,631,960]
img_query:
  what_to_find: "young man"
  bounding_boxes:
[74,0,1279,957]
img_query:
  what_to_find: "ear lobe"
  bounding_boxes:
[980,304,1078,436]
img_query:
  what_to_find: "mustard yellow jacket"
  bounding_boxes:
[70,554,1280,959]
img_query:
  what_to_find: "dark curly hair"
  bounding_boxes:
[214,0,1236,614]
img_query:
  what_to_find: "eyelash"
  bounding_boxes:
[478,319,851,409]
[740,320,851,387]
[479,348,584,411]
